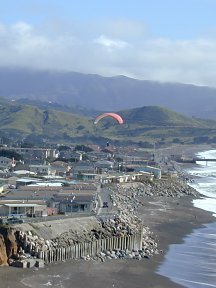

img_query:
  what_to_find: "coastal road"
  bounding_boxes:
[96,185,117,218]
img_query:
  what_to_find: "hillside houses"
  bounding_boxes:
[0,180,98,217]
[100,171,154,185]
[50,161,71,176]
[0,156,12,170]
[73,161,95,173]
[0,144,163,220]
[0,200,48,218]
[49,194,97,214]
[29,164,51,175]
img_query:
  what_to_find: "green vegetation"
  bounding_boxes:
[0,149,23,160]
[1,100,216,146]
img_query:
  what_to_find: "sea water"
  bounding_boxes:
[157,149,216,287]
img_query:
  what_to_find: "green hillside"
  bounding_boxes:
[0,100,95,139]
[120,106,208,127]
[1,99,216,145]
[94,106,216,144]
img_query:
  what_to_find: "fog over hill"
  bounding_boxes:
[1,67,216,119]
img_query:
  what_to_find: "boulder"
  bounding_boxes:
[0,234,8,266]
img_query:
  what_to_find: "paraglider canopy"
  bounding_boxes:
[94,112,124,125]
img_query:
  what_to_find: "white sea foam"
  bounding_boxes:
[193,198,216,217]
[174,278,216,287]
[158,149,216,287]
[186,150,216,213]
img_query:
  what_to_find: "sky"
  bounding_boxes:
[1,0,216,86]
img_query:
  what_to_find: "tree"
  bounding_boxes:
[172,138,181,143]
[0,149,23,160]
[58,145,71,151]
[74,145,93,152]
[193,136,209,144]
[21,142,35,148]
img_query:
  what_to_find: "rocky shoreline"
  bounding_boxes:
[0,143,212,272]
[0,145,215,287]
[0,169,199,268]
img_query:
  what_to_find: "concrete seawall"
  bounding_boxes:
[13,216,144,264]
[14,216,101,240]
[37,233,143,263]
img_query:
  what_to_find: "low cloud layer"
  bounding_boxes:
[1,20,216,87]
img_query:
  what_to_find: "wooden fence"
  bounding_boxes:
[37,233,142,263]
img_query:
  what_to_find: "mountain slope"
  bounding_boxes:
[1,67,216,119]
[100,106,216,143]
[0,98,216,145]
[0,99,95,139]
[120,106,206,127]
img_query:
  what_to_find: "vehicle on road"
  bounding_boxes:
[0,217,25,225]
[103,202,109,208]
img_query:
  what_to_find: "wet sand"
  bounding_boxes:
[0,194,214,288]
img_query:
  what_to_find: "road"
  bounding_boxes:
[96,185,117,219]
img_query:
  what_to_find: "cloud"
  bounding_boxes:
[99,19,149,39]
[94,35,128,50]
[12,21,33,36]
[1,21,216,87]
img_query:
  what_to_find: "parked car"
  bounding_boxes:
[0,217,25,225]
[8,217,25,224]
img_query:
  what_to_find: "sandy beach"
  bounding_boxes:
[0,144,215,288]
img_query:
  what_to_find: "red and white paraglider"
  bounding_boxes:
[94,112,124,125]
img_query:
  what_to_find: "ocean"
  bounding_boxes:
[157,149,216,288]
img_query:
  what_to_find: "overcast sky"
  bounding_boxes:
[1,0,216,86]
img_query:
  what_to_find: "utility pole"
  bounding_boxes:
[70,195,76,216]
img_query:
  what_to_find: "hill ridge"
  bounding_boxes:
[0,67,216,119]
